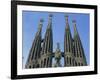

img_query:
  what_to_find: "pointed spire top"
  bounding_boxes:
[72,20,78,36]
[38,18,43,30]
[72,20,76,26]
[40,18,44,23]
[72,20,77,30]
[47,14,53,29]
[49,14,53,18]
[48,14,53,22]
[65,15,69,29]
[65,15,68,23]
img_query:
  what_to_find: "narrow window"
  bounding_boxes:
[37,64,39,68]
[33,65,35,68]
[41,60,43,67]
[47,58,49,67]
[81,63,83,66]
[44,58,46,67]
[78,63,80,66]
[67,57,68,64]
[72,59,74,66]
[75,62,77,66]
[70,57,71,65]
[29,65,31,68]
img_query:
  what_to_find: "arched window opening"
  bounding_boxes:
[70,57,71,65]
[75,62,77,66]
[78,63,80,66]
[44,58,46,67]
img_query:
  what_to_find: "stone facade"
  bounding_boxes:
[25,15,87,69]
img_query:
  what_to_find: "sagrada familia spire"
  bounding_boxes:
[25,14,87,68]
[40,14,53,68]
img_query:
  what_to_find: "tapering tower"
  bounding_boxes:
[64,16,74,66]
[40,14,53,68]
[25,19,43,68]
[73,20,87,66]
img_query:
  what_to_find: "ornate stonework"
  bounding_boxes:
[25,15,87,68]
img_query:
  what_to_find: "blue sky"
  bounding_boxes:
[22,11,90,68]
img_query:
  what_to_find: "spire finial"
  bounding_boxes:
[49,14,53,18]
[72,20,78,35]
[72,20,77,29]
[65,15,68,23]
[38,18,43,30]
[49,14,53,21]
[72,20,76,25]
[65,15,69,29]
[40,18,44,23]
[47,14,53,29]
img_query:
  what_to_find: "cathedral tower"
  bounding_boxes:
[64,16,74,66]
[25,19,43,68]
[73,20,87,66]
[25,15,87,68]
[40,14,53,68]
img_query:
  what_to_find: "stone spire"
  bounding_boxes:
[73,20,87,66]
[25,19,43,68]
[40,14,53,68]
[64,15,74,66]
[47,14,53,29]
[72,20,78,37]
[65,15,69,29]
[38,19,43,31]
